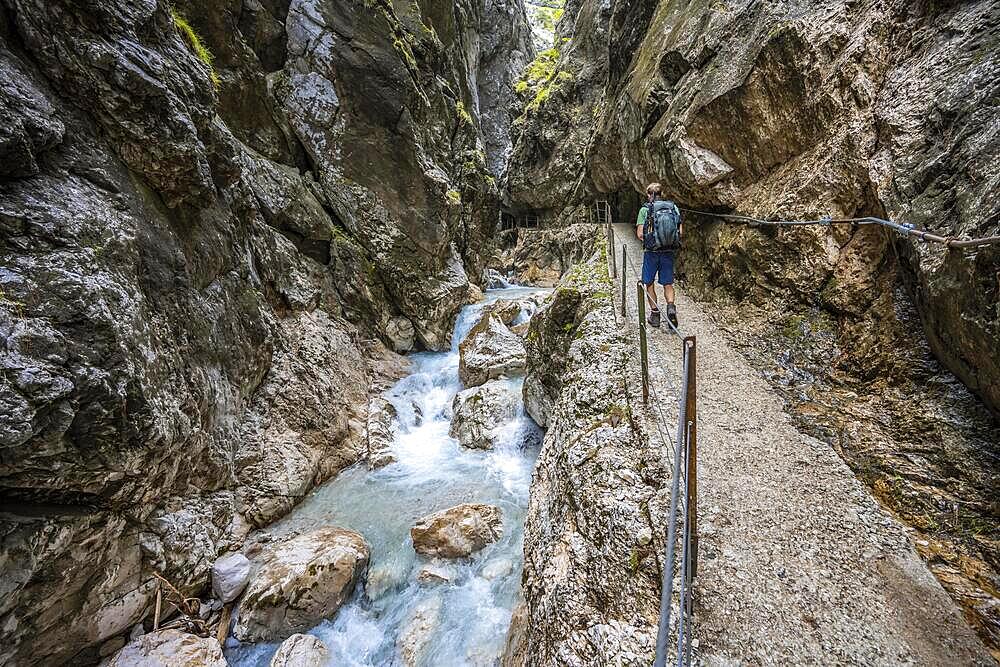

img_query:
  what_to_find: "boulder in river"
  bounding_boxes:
[450,381,521,449]
[482,299,522,326]
[482,268,510,289]
[397,595,443,666]
[417,561,457,585]
[269,633,330,667]
[411,504,504,559]
[458,315,526,387]
[233,528,369,642]
[105,629,226,667]
[211,552,251,603]
[366,397,398,469]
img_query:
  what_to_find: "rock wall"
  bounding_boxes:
[504,249,669,665]
[495,223,601,286]
[509,0,1000,415]
[0,0,531,663]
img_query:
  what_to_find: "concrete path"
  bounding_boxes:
[612,223,993,665]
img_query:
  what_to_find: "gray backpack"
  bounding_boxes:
[643,200,681,251]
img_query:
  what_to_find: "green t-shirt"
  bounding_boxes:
[636,205,648,229]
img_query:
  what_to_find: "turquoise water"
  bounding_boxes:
[225,288,545,666]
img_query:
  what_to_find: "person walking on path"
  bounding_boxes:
[636,182,682,328]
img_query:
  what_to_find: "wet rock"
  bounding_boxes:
[386,316,416,354]
[482,268,510,289]
[417,561,457,586]
[98,636,127,657]
[481,558,514,581]
[521,286,586,428]
[211,553,251,604]
[450,381,521,450]
[105,630,226,667]
[482,299,524,327]
[411,504,504,559]
[459,316,527,387]
[397,595,443,667]
[366,398,398,469]
[269,633,330,667]
[234,528,369,642]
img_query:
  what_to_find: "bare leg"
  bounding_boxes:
[644,283,659,310]
[663,284,675,304]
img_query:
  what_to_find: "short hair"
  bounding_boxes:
[646,182,662,197]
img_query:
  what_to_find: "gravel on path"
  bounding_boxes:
[612,223,993,665]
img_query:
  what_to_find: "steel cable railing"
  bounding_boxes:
[675,207,1000,249]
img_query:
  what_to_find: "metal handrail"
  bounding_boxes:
[607,221,699,666]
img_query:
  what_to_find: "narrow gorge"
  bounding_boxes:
[1,0,998,665]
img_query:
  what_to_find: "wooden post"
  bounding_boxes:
[684,336,698,578]
[637,282,649,404]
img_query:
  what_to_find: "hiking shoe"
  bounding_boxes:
[666,303,678,328]
[647,308,661,328]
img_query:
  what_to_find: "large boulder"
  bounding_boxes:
[269,633,330,667]
[105,630,226,667]
[411,504,504,559]
[233,528,369,642]
[458,316,527,387]
[449,381,521,449]
[211,552,251,603]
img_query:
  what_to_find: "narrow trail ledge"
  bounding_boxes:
[613,223,993,664]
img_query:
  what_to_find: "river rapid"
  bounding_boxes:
[225,287,546,666]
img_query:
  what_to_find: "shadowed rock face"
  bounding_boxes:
[0,0,531,663]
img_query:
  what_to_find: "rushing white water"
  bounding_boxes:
[225,287,546,667]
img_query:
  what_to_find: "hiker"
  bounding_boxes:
[635,182,682,328]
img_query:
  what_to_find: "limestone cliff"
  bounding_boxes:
[0,0,531,663]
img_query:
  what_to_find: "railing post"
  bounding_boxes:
[607,223,617,278]
[636,281,649,404]
[684,336,698,579]
[621,245,627,319]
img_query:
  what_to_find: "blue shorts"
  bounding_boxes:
[642,251,675,285]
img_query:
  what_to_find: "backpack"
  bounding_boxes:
[643,199,682,251]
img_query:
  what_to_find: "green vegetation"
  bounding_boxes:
[455,100,474,126]
[171,9,220,89]
[532,3,564,34]
[514,46,574,114]
[628,549,640,573]
[446,189,462,205]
